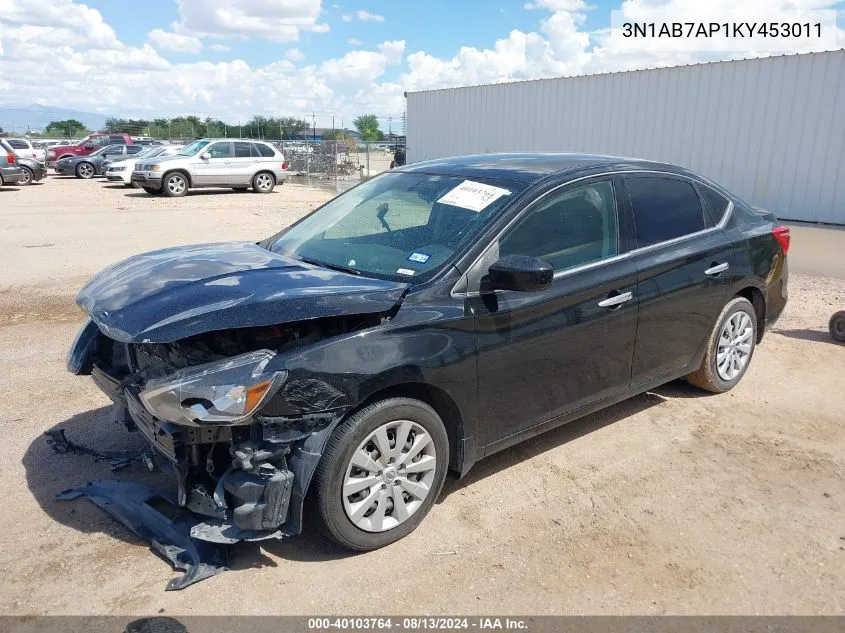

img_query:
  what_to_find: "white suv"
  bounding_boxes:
[6,138,46,162]
[131,138,287,197]
[105,145,182,186]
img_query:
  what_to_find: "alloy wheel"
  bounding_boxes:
[166,175,186,195]
[255,173,273,191]
[342,419,437,533]
[19,167,32,185]
[716,311,753,381]
[77,163,94,178]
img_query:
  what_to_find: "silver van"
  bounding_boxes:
[131,138,287,197]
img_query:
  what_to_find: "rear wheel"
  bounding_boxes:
[75,162,95,179]
[829,311,845,343]
[162,172,188,197]
[252,171,275,193]
[314,397,449,550]
[687,297,757,393]
[18,166,34,186]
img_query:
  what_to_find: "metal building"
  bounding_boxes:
[406,50,845,225]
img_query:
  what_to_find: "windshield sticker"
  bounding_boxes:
[396,268,416,276]
[436,180,511,212]
[407,252,431,264]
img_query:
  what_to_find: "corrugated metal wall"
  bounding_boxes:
[406,50,845,225]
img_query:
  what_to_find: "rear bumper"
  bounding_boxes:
[764,256,789,332]
[0,166,25,185]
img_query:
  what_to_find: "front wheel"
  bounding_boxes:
[252,171,275,193]
[829,311,845,342]
[314,397,449,550]
[162,172,188,197]
[75,162,95,179]
[687,297,757,393]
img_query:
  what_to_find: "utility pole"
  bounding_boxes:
[332,115,336,185]
[312,110,316,142]
[388,116,392,141]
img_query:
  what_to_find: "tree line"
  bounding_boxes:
[31,114,388,141]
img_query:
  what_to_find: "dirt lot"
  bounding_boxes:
[1,177,843,615]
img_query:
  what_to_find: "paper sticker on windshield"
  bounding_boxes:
[407,252,430,264]
[437,180,511,212]
[396,268,416,276]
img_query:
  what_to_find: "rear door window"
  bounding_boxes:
[8,140,29,149]
[625,176,706,247]
[234,142,253,157]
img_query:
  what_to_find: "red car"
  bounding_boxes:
[46,132,133,168]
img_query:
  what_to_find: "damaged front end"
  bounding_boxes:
[59,317,369,589]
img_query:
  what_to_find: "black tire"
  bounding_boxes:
[18,166,34,186]
[314,397,449,551]
[162,172,188,197]
[75,162,95,179]
[829,311,845,343]
[142,186,161,195]
[252,171,275,193]
[687,297,757,393]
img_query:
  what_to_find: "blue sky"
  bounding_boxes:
[0,0,842,129]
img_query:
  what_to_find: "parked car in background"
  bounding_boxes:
[5,138,46,162]
[105,144,182,186]
[46,133,133,168]
[67,153,789,556]
[55,144,145,179]
[131,138,287,197]
[0,139,24,187]
[15,156,47,186]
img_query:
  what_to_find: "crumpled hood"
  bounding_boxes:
[77,242,409,343]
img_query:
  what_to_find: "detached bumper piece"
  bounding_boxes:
[57,479,228,591]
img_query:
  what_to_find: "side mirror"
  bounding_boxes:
[487,255,553,292]
[200,153,210,160]
[84,143,95,149]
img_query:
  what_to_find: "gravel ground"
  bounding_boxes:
[0,177,843,615]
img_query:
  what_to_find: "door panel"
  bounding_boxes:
[623,175,736,384]
[229,141,259,185]
[192,141,232,185]
[473,261,638,446]
[470,177,637,447]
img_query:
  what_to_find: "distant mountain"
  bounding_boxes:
[0,104,109,133]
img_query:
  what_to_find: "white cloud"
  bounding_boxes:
[348,38,363,46]
[285,48,305,61]
[172,0,329,43]
[148,28,203,54]
[209,43,231,52]
[525,0,589,10]
[356,10,384,22]
[341,14,352,22]
[1,0,842,133]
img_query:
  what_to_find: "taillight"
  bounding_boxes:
[281,161,287,170]
[6,152,16,165]
[772,225,790,255]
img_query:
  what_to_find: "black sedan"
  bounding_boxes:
[15,156,47,186]
[55,144,144,178]
[65,153,788,582]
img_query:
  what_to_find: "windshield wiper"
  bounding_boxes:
[297,256,362,276]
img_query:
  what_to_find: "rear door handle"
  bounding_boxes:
[597,291,633,308]
[704,262,729,276]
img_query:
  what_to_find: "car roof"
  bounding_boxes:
[397,152,688,185]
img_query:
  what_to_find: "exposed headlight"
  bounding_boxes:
[150,164,161,171]
[139,350,286,425]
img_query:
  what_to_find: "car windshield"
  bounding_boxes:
[135,146,164,159]
[264,171,522,282]
[178,140,210,156]
[87,146,112,157]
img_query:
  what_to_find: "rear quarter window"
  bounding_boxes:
[695,184,730,226]
[8,140,28,149]
[255,143,276,158]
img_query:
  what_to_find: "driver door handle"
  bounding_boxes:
[704,262,729,276]
[597,291,633,308]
